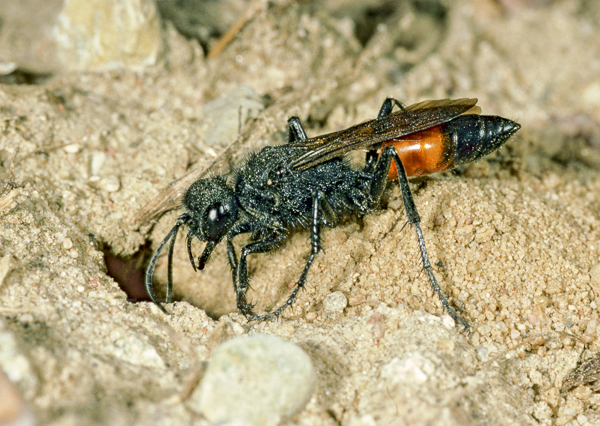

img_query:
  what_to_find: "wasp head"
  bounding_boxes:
[184,176,238,269]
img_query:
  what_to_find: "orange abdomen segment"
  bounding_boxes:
[383,125,454,179]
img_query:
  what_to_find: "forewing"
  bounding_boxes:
[288,98,479,170]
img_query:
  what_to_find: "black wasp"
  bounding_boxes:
[145,97,520,329]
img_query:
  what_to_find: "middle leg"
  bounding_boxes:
[249,192,330,321]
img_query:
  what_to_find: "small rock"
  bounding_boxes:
[63,143,80,153]
[55,0,162,70]
[99,175,120,193]
[475,345,489,362]
[380,353,435,386]
[62,237,73,250]
[189,334,316,426]
[90,151,107,176]
[322,291,347,313]
[441,314,456,330]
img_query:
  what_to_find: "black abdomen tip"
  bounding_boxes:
[447,115,521,165]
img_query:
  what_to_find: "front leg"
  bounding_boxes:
[236,230,287,317]
[225,223,254,293]
[145,213,191,314]
[370,145,470,331]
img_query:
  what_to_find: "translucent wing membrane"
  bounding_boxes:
[288,98,479,170]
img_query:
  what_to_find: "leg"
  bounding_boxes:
[370,145,470,331]
[364,149,379,175]
[186,232,196,271]
[145,214,191,313]
[186,221,252,295]
[227,239,238,291]
[250,192,328,321]
[365,98,408,173]
[165,225,177,303]
[236,231,288,316]
[225,223,254,294]
[377,97,406,119]
[287,116,308,143]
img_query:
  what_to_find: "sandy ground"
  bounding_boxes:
[1,0,600,424]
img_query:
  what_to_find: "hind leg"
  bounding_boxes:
[365,97,407,174]
[368,145,469,331]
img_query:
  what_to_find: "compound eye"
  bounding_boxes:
[205,203,230,241]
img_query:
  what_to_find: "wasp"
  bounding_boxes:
[144,97,520,330]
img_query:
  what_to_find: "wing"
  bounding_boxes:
[133,115,264,228]
[288,98,480,170]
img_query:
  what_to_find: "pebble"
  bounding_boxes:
[63,143,80,153]
[55,0,161,71]
[380,353,435,386]
[322,291,347,313]
[90,151,107,176]
[475,345,489,362]
[62,238,73,250]
[99,175,120,192]
[188,334,316,425]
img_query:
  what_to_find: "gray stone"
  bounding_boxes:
[188,334,316,425]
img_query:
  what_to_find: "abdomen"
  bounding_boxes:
[383,115,520,178]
